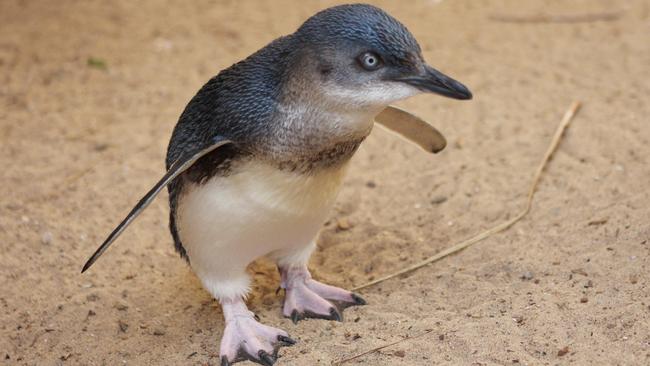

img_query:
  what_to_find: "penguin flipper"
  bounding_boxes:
[375,105,447,153]
[81,136,233,273]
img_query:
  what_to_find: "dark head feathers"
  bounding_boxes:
[296,4,422,63]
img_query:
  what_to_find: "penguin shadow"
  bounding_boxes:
[247,258,287,316]
[151,257,286,330]
[134,264,221,355]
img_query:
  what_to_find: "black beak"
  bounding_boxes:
[397,65,472,100]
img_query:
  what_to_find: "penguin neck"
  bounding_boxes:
[274,64,383,143]
[266,79,381,172]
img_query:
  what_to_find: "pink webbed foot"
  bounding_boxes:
[280,266,366,324]
[220,299,295,366]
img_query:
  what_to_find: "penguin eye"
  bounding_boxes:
[357,52,382,71]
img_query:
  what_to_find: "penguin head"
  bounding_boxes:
[294,4,472,108]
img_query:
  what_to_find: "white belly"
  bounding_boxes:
[176,160,348,279]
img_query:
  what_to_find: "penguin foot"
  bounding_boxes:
[279,266,366,324]
[220,300,295,365]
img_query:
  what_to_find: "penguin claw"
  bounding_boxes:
[350,292,368,306]
[281,269,366,323]
[278,335,296,345]
[258,350,276,366]
[351,293,367,306]
[329,307,342,322]
[290,309,301,324]
[219,315,293,366]
[287,307,344,323]
[221,346,285,366]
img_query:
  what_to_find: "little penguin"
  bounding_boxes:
[82,4,472,365]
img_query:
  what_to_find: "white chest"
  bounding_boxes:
[175,160,348,267]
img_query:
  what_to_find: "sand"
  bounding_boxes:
[1,0,649,365]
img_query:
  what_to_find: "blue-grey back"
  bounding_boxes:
[165,35,295,169]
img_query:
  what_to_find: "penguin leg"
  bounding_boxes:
[197,271,294,365]
[218,298,295,366]
[274,243,366,324]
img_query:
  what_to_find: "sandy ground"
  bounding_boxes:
[1,0,649,365]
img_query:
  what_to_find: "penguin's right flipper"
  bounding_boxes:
[375,105,447,153]
[81,136,233,273]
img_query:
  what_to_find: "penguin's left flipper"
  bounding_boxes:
[375,105,447,153]
[81,136,233,273]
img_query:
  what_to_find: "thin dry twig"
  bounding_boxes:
[332,329,433,365]
[351,101,581,292]
[63,167,94,185]
[489,12,621,24]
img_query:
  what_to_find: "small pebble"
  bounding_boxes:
[587,218,608,226]
[5,203,20,211]
[438,334,445,341]
[520,271,534,281]
[580,297,588,303]
[430,196,447,205]
[571,268,588,277]
[118,320,128,333]
[336,218,351,231]
[153,36,174,52]
[94,143,109,152]
[557,346,569,356]
[41,231,53,245]
[394,350,405,357]
[365,180,376,188]
[153,329,166,336]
